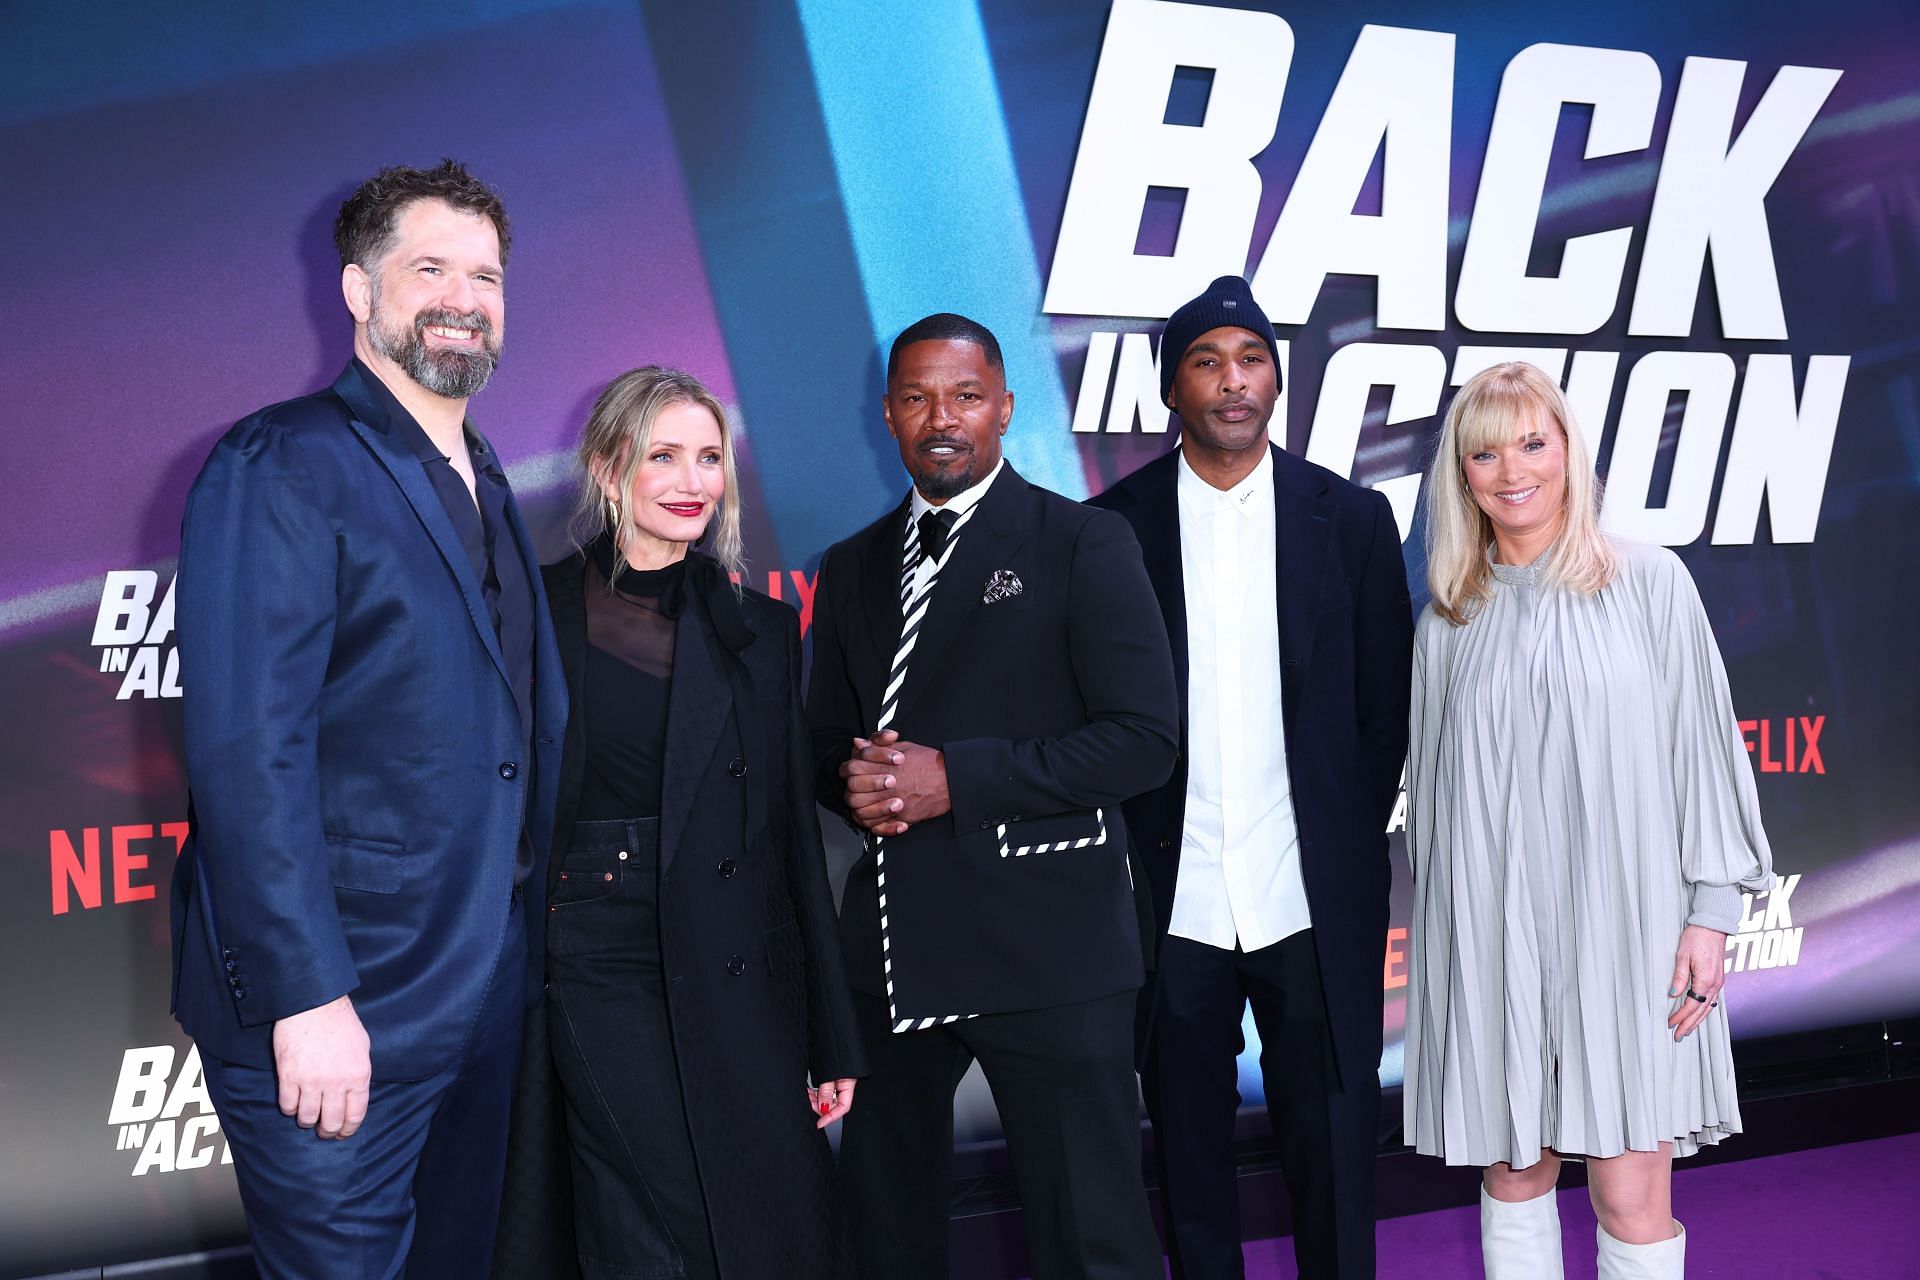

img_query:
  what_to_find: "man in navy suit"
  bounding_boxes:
[172,160,564,1277]
[1089,277,1413,1278]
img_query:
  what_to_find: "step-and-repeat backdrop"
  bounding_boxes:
[3,0,1916,1272]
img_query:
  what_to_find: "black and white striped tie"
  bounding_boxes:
[875,502,976,1033]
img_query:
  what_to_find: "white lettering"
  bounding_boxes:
[1072,333,1120,434]
[93,571,157,646]
[1712,357,1849,544]
[1044,0,1293,318]
[1308,343,1446,480]
[1629,58,1842,338]
[1256,24,1454,330]
[1600,351,1736,545]
[131,1118,177,1176]
[1457,44,1659,334]
[175,1115,221,1170]
[1109,332,1171,434]
[108,1046,174,1125]
[1761,873,1801,931]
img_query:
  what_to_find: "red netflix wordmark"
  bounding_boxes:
[49,822,189,915]
[1737,716,1825,774]
[1382,927,1408,990]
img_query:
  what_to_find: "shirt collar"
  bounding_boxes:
[353,357,502,481]
[909,456,1005,525]
[1177,443,1272,520]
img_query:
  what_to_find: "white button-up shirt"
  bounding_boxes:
[903,458,1003,599]
[1170,446,1311,953]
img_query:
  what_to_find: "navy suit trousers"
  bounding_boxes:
[202,909,525,1280]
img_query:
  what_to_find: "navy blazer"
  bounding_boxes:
[171,363,566,1082]
[807,465,1178,1024]
[1088,444,1413,1076]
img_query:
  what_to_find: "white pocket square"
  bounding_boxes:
[982,569,1023,604]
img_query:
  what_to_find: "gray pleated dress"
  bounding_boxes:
[1403,538,1774,1168]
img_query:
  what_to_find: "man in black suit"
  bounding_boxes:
[807,313,1177,1279]
[1088,277,1414,1279]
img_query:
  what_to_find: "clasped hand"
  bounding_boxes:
[838,729,950,837]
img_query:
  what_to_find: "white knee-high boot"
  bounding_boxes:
[1480,1186,1565,1279]
[1596,1219,1685,1278]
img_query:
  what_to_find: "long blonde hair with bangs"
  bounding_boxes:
[572,366,746,585]
[1425,361,1616,625]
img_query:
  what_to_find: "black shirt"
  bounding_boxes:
[577,539,684,821]
[356,358,537,884]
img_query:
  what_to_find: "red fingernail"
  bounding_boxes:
[819,1100,832,1116]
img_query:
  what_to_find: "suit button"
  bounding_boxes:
[233,989,247,1001]
[228,974,242,987]
[726,955,746,976]
[224,960,238,973]
[728,757,747,778]
[499,762,519,780]
[717,858,737,879]
[1159,839,1172,850]
[980,820,992,830]
[221,947,236,960]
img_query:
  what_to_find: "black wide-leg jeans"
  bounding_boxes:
[547,816,720,1280]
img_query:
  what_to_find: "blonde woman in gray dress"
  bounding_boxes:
[1404,361,1773,1280]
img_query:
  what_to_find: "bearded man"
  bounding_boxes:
[171,160,565,1278]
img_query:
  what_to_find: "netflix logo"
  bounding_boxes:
[50,822,186,916]
[1738,715,1825,774]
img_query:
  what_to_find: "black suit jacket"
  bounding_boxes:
[807,465,1179,1025]
[1088,444,1413,1077]
[494,544,864,1279]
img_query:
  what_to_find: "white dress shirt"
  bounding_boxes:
[904,457,1003,599]
[1170,446,1311,953]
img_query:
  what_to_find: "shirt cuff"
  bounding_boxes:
[1686,882,1744,935]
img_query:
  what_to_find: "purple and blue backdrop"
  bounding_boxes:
[2,1,1916,1272]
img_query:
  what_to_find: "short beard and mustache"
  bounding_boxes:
[368,281,501,400]
[911,438,975,501]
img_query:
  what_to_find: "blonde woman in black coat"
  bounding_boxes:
[498,367,866,1280]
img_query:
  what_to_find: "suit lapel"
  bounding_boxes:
[659,593,733,872]
[1130,453,1189,725]
[892,469,1024,724]
[853,499,912,694]
[332,366,511,689]
[1272,446,1334,729]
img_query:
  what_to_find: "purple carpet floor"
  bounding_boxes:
[1233,1131,1920,1278]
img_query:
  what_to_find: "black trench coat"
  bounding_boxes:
[493,545,866,1279]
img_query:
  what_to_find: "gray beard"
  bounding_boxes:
[368,294,500,400]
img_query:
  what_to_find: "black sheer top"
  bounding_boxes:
[576,538,687,821]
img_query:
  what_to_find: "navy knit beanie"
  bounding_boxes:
[1158,275,1279,404]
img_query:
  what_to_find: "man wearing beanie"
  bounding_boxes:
[1089,275,1413,1278]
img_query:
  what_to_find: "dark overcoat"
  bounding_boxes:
[493,545,866,1279]
[1088,443,1414,1080]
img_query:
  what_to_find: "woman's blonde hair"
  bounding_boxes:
[572,366,746,583]
[1424,360,1615,624]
